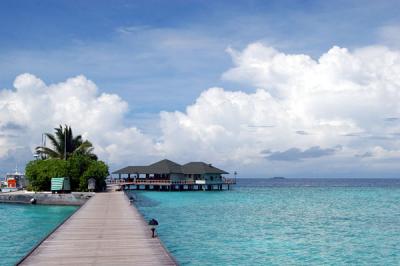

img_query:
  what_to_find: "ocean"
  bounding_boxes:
[0,203,77,265]
[132,178,400,265]
[1,179,399,265]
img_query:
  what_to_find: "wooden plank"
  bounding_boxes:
[19,192,176,266]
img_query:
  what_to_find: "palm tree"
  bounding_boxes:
[36,125,97,160]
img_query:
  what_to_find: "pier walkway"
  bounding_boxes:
[19,192,176,265]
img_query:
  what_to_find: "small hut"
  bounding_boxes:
[88,178,96,192]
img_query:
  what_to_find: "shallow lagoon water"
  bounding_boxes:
[133,179,400,265]
[0,203,77,265]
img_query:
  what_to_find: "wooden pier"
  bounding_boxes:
[18,192,176,266]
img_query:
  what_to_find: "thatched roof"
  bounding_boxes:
[147,159,183,174]
[112,166,148,175]
[112,159,228,175]
[182,162,228,174]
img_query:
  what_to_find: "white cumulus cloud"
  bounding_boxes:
[158,43,400,176]
[0,74,155,169]
[2,43,400,177]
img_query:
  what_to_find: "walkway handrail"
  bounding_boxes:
[223,178,237,184]
[117,179,236,185]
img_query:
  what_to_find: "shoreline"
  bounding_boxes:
[0,191,94,205]
[15,198,86,265]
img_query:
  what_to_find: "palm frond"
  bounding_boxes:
[45,133,62,154]
[38,125,96,160]
[35,146,61,159]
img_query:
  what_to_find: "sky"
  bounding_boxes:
[1,0,400,178]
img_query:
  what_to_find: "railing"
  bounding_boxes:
[106,179,124,184]
[223,178,236,184]
[119,180,194,185]
[130,179,175,184]
[114,178,236,186]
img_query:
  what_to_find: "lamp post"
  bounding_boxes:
[148,218,159,238]
[64,128,67,160]
[42,133,46,159]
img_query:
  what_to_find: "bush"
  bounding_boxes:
[25,159,68,191]
[67,154,93,190]
[25,154,109,192]
[80,160,109,191]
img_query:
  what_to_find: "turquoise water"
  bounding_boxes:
[133,179,400,265]
[0,203,77,265]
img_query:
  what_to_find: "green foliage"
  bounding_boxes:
[36,125,96,160]
[26,125,108,192]
[80,160,109,191]
[25,159,68,191]
[67,154,93,191]
[26,154,109,192]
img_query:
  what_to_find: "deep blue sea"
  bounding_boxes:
[0,203,77,265]
[132,178,400,266]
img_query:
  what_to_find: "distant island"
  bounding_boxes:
[271,177,286,180]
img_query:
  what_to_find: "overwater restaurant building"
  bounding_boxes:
[112,159,235,191]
